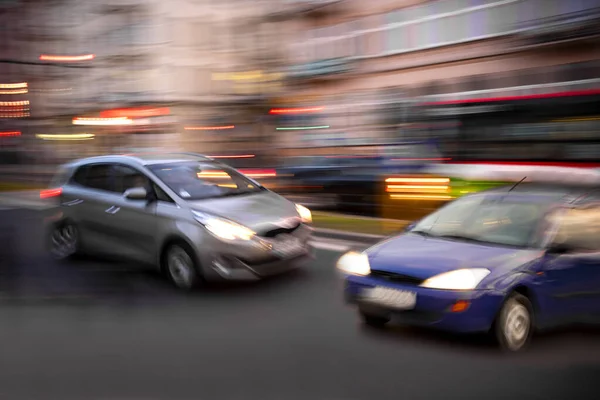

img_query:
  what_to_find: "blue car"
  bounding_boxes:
[337,183,600,351]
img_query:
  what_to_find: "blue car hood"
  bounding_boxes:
[366,234,541,280]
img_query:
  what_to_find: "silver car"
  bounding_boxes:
[43,153,314,290]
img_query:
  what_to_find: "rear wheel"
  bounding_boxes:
[48,221,79,260]
[360,311,390,328]
[164,243,201,291]
[494,293,533,352]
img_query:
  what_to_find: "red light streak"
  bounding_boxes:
[184,126,235,130]
[238,169,277,178]
[0,131,21,137]
[40,188,63,199]
[391,158,452,161]
[100,107,170,118]
[269,107,324,114]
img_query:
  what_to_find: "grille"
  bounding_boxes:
[260,223,301,238]
[369,270,423,285]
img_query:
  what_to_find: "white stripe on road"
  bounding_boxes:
[309,239,368,252]
[309,241,351,252]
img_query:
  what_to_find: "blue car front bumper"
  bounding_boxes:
[345,275,505,333]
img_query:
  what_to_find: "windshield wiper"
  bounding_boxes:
[434,234,494,245]
[410,230,436,237]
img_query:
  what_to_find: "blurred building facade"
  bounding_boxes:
[267,0,600,156]
[2,0,600,168]
[0,0,284,166]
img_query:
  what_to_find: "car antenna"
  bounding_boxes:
[508,177,527,192]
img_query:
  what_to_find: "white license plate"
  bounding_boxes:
[362,286,417,310]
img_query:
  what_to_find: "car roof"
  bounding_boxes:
[66,153,217,168]
[477,182,600,206]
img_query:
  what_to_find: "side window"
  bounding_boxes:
[88,165,116,192]
[74,164,115,192]
[551,205,600,251]
[112,165,150,194]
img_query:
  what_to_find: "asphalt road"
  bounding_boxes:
[0,209,598,400]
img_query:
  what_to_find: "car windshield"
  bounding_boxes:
[148,161,264,200]
[411,195,547,248]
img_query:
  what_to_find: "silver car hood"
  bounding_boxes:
[187,191,300,234]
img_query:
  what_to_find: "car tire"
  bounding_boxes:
[494,293,534,352]
[360,312,390,328]
[48,221,80,260]
[163,242,202,291]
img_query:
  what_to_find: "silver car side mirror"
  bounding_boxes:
[124,187,148,200]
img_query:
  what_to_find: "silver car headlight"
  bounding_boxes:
[295,203,312,224]
[419,268,490,290]
[192,211,255,241]
[336,251,371,276]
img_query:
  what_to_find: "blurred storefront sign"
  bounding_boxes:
[287,58,352,79]
[212,71,283,95]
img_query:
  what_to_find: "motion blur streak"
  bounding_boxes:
[39,54,95,62]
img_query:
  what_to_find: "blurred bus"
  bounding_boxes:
[409,88,600,195]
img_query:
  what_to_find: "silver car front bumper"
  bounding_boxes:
[197,224,314,281]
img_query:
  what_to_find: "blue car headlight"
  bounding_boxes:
[420,268,490,290]
[336,251,371,276]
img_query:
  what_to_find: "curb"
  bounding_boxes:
[313,227,386,245]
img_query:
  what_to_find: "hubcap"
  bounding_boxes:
[50,224,77,259]
[503,302,530,351]
[167,247,194,289]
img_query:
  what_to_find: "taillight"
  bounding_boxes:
[40,187,63,199]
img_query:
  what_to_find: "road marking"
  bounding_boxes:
[310,241,350,252]
[309,238,368,252]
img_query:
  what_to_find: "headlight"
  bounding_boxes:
[192,211,255,241]
[295,203,312,224]
[420,268,490,290]
[336,251,371,276]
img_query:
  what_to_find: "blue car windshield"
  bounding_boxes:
[411,196,548,248]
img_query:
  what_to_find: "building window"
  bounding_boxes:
[382,0,521,54]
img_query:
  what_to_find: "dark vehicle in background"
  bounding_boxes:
[277,141,443,214]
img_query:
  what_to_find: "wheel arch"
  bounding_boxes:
[158,235,199,274]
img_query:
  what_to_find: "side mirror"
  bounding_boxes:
[124,187,148,201]
[404,222,417,232]
[547,242,574,255]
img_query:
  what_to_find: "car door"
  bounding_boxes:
[103,164,158,265]
[63,163,120,253]
[539,204,600,325]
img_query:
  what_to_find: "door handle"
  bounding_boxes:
[105,206,121,214]
[63,199,83,206]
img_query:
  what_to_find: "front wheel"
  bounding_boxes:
[164,243,201,291]
[494,293,534,352]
